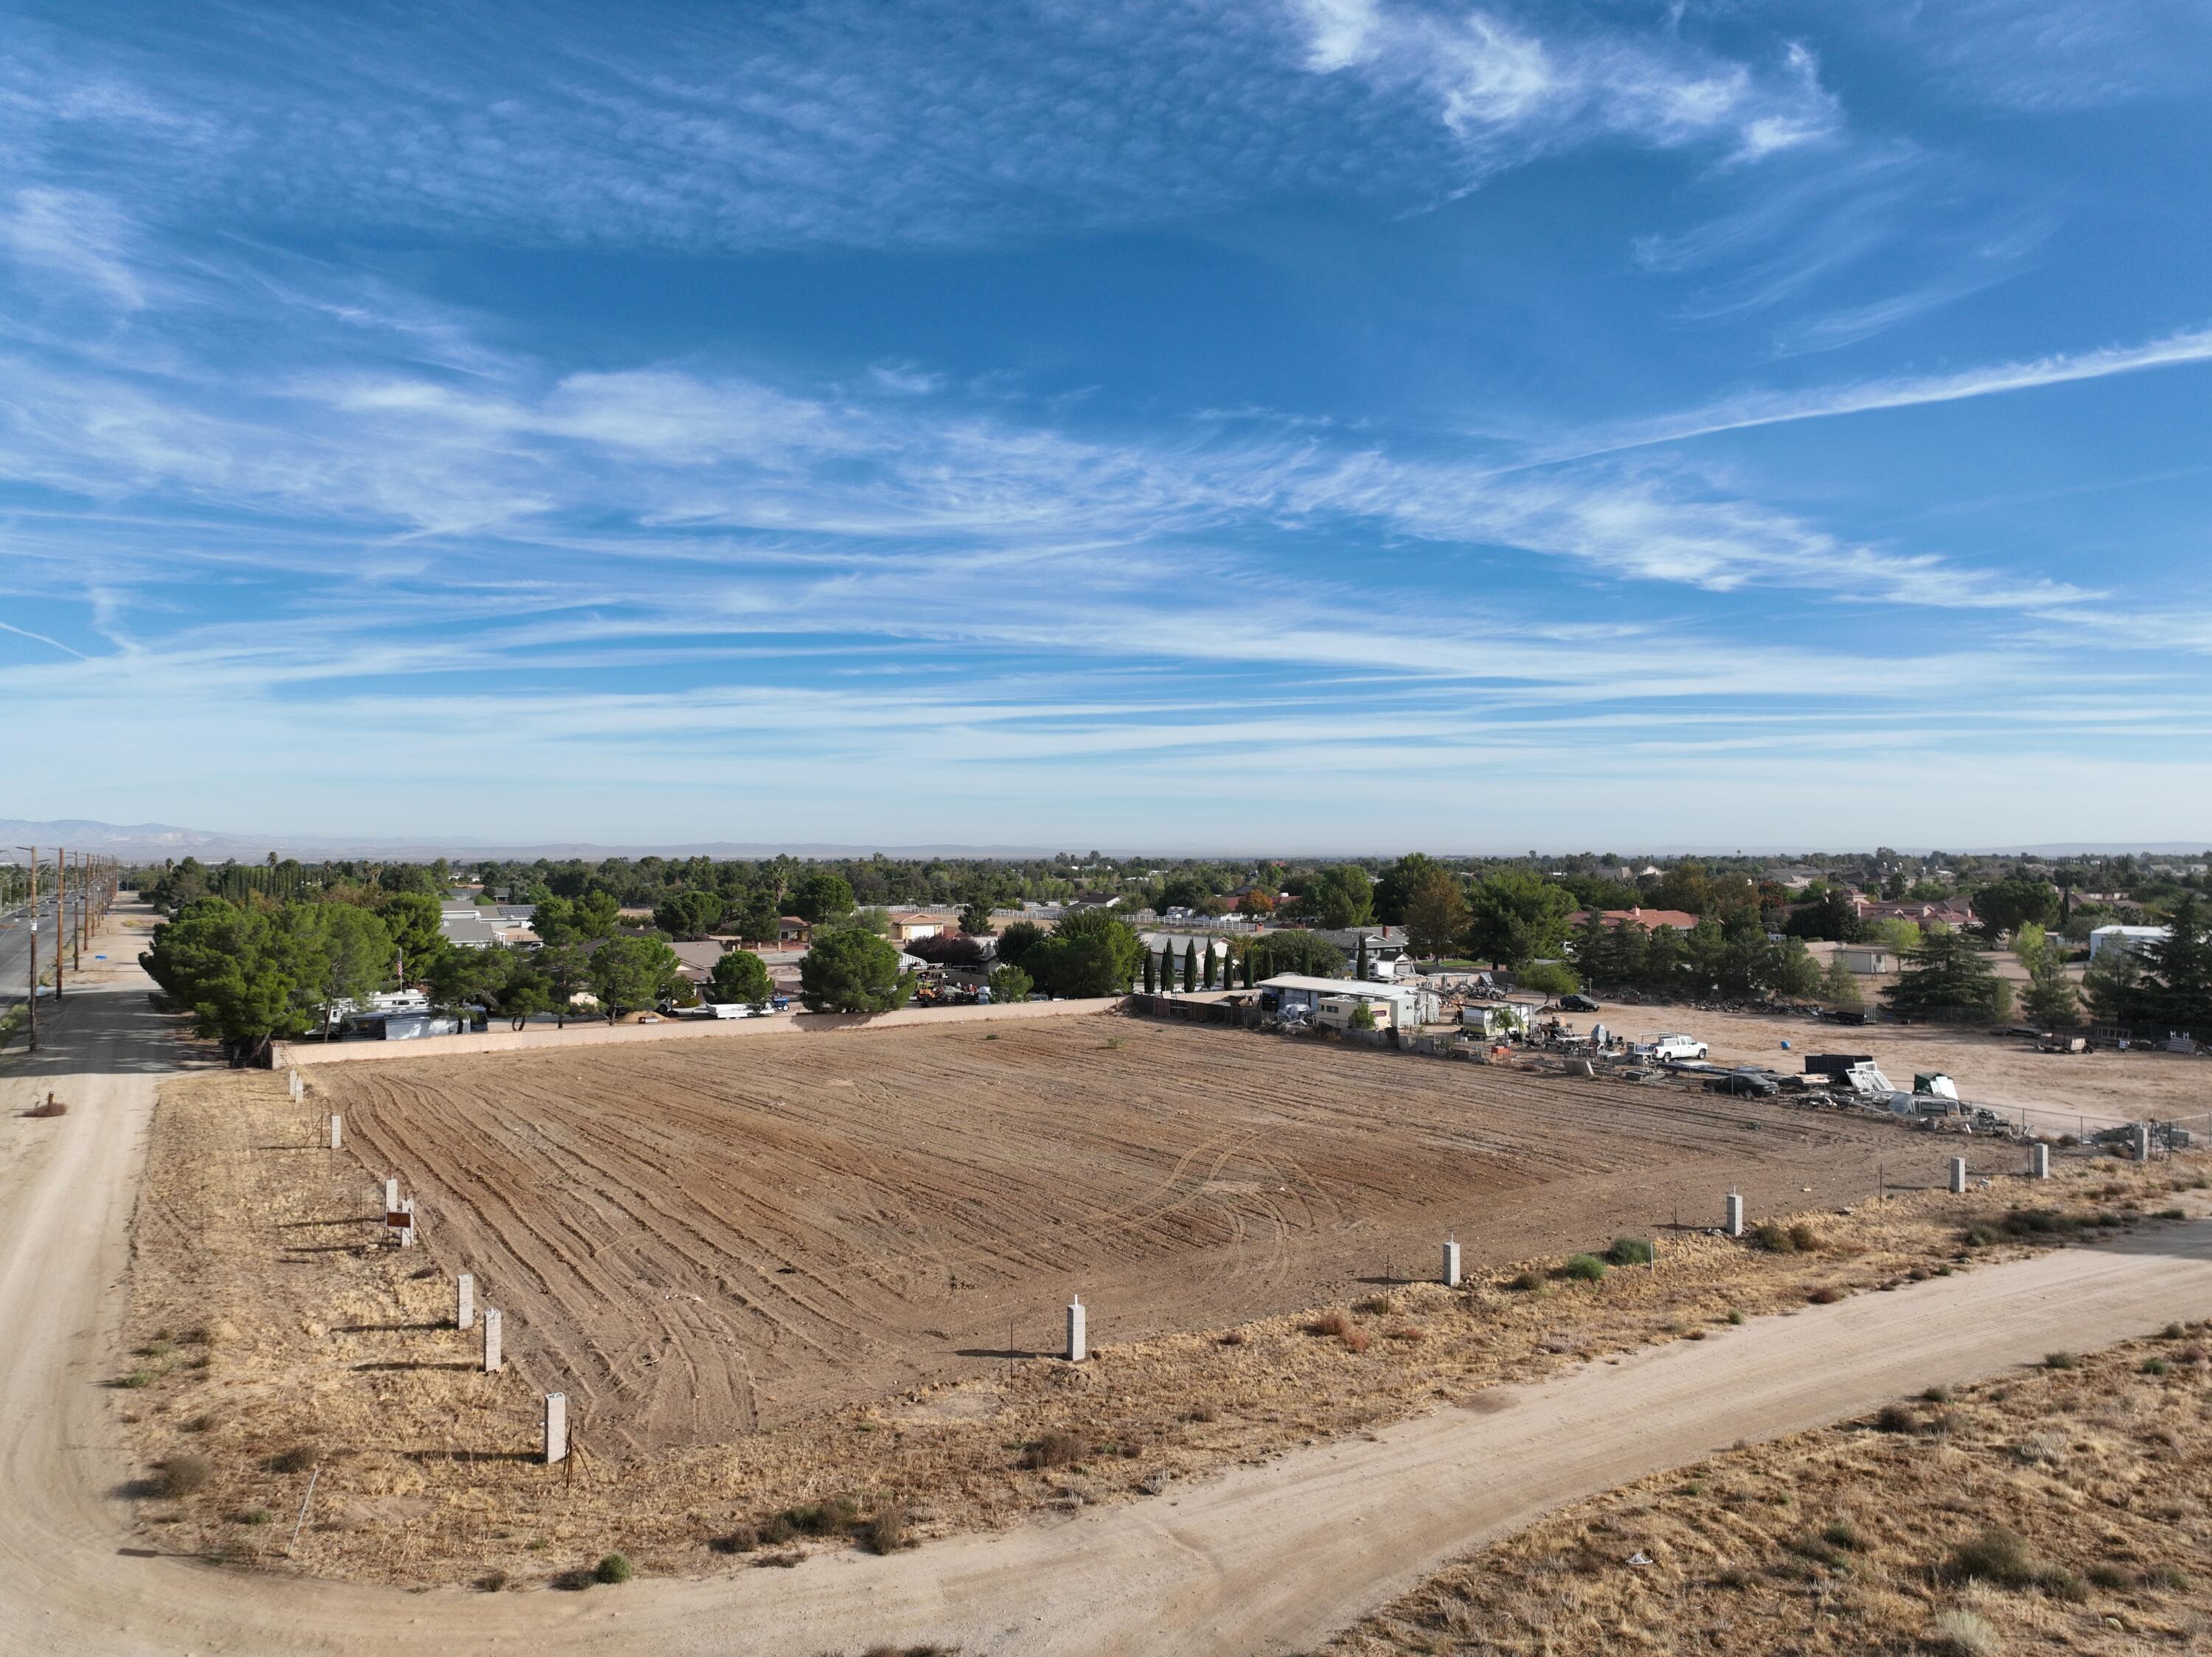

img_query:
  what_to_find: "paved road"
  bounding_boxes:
[4,917,2211,1656]
[0,890,97,1012]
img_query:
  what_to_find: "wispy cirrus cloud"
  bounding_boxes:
[1528,323,2212,463]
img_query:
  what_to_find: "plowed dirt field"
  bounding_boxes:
[320,1014,1954,1452]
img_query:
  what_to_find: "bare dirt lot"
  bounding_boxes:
[1332,1328,2212,1657]
[313,1016,1964,1451]
[1565,1002,2212,1133]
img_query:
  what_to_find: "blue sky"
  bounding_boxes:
[4,0,2209,851]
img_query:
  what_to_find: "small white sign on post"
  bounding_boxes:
[545,1392,568,1465]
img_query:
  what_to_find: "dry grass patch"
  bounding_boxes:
[1330,1334,2212,1657]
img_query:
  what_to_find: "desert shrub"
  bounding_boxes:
[1339,1325,1371,1354]
[1823,1518,1864,1551]
[865,1504,912,1554]
[267,1445,316,1474]
[2161,1321,2187,1338]
[782,1496,863,1535]
[1752,1222,1796,1254]
[711,1524,759,1554]
[1605,1237,1652,1266]
[1509,1269,1548,1293]
[2147,1564,2190,1590]
[2043,1351,2078,1370]
[1714,1565,1752,1590]
[1948,1526,2039,1587]
[758,1514,798,1546]
[1563,1254,1607,1282]
[1923,1386,1952,1403]
[1217,1330,1248,1347]
[1308,1309,1357,1339]
[1808,1286,1843,1305]
[1874,1404,1917,1434]
[116,1369,154,1389]
[1354,1294,1397,1316]
[1961,1224,1998,1248]
[2086,1563,2132,1590]
[474,1569,509,1591]
[2141,1358,2171,1375]
[1787,1222,1820,1251]
[2003,1208,2065,1235]
[1927,1608,1999,1656]
[1726,1310,1745,1325]
[239,1508,272,1526]
[2154,1207,2185,1220]
[594,1553,633,1585]
[182,1413,215,1434]
[151,1453,211,1497]
[2011,1432,2065,1466]
[1020,1432,1087,1470]
[1384,1324,1425,1343]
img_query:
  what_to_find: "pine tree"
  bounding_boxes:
[1819,956,1864,1010]
[1883,925,2006,1023]
[2134,894,2212,1034]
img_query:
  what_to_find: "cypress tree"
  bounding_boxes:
[1161,943,1175,992]
[1356,933,1369,979]
[1143,949,1155,995]
[1202,944,1216,990]
[1243,950,1254,989]
[1183,939,1197,992]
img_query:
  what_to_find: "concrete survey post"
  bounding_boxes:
[1948,1156,1967,1195]
[456,1272,474,1331]
[288,1069,302,1102]
[2136,1122,2153,1161]
[384,1176,399,1214]
[1441,1237,1461,1288]
[1065,1295,1087,1363]
[544,1392,568,1465]
[2031,1142,2050,1179]
[397,1198,416,1247]
[1725,1192,1745,1238]
[482,1307,503,1373]
[328,1114,342,1151]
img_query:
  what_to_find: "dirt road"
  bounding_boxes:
[7,923,2212,1656]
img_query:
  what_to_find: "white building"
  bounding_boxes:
[2088,924,2168,961]
[1257,974,1439,1029]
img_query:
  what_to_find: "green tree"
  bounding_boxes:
[1354,934,1369,979]
[958,880,1004,936]
[572,889,622,939]
[1785,886,1864,942]
[707,948,774,1008]
[799,926,914,1012]
[1883,925,2008,1023]
[536,942,590,1028]
[1974,877,2061,939]
[423,939,509,1015]
[653,890,725,939]
[1402,868,1470,961]
[995,920,1046,969]
[731,893,782,945]
[1310,866,1375,930]
[1202,942,1217,990]
[377,891,445,978]
[1767,937,1823,999]
[790,871,856,925]
[1465,869,1573,968]
[588,935,684,1018]
[1818,956,1864,1010]
[2020,948,2079,1028]
[987,963,1034,1004]
[2132,894,2212,1033]
[1182,939,1197,992]
[1346,1001,1377,1031]
[496,950,554,1029]
[140,897,326,1060]
[1141,949,1156,994]
[2081,941,2143,1024]
[1246,930,1346,980]
[1516,961,1581,998]
[1373,854,1442,926]
[1024,910,1145,999]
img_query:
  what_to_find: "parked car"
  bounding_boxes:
[1648,1033,1709,1060]
[1705,1069,1778,1096]
[1559,993,1601,1012]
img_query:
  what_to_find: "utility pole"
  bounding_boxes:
[14,845,34,1052]
[72,850,84,970]
[53,847,65,1001]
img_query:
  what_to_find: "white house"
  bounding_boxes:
[2089,925,2168,961]
[1257,974,1439,1029]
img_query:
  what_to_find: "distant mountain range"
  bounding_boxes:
[1,819,2204,864]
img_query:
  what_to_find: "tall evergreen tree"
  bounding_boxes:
[2132,894,2212,1033]
[1355,934,1368,979]
[1182,939,1197,992]
[1143,949,1156,994]
[1884,925,2007,1023]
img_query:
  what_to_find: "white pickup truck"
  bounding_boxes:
[1646,1033,1709,1060]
